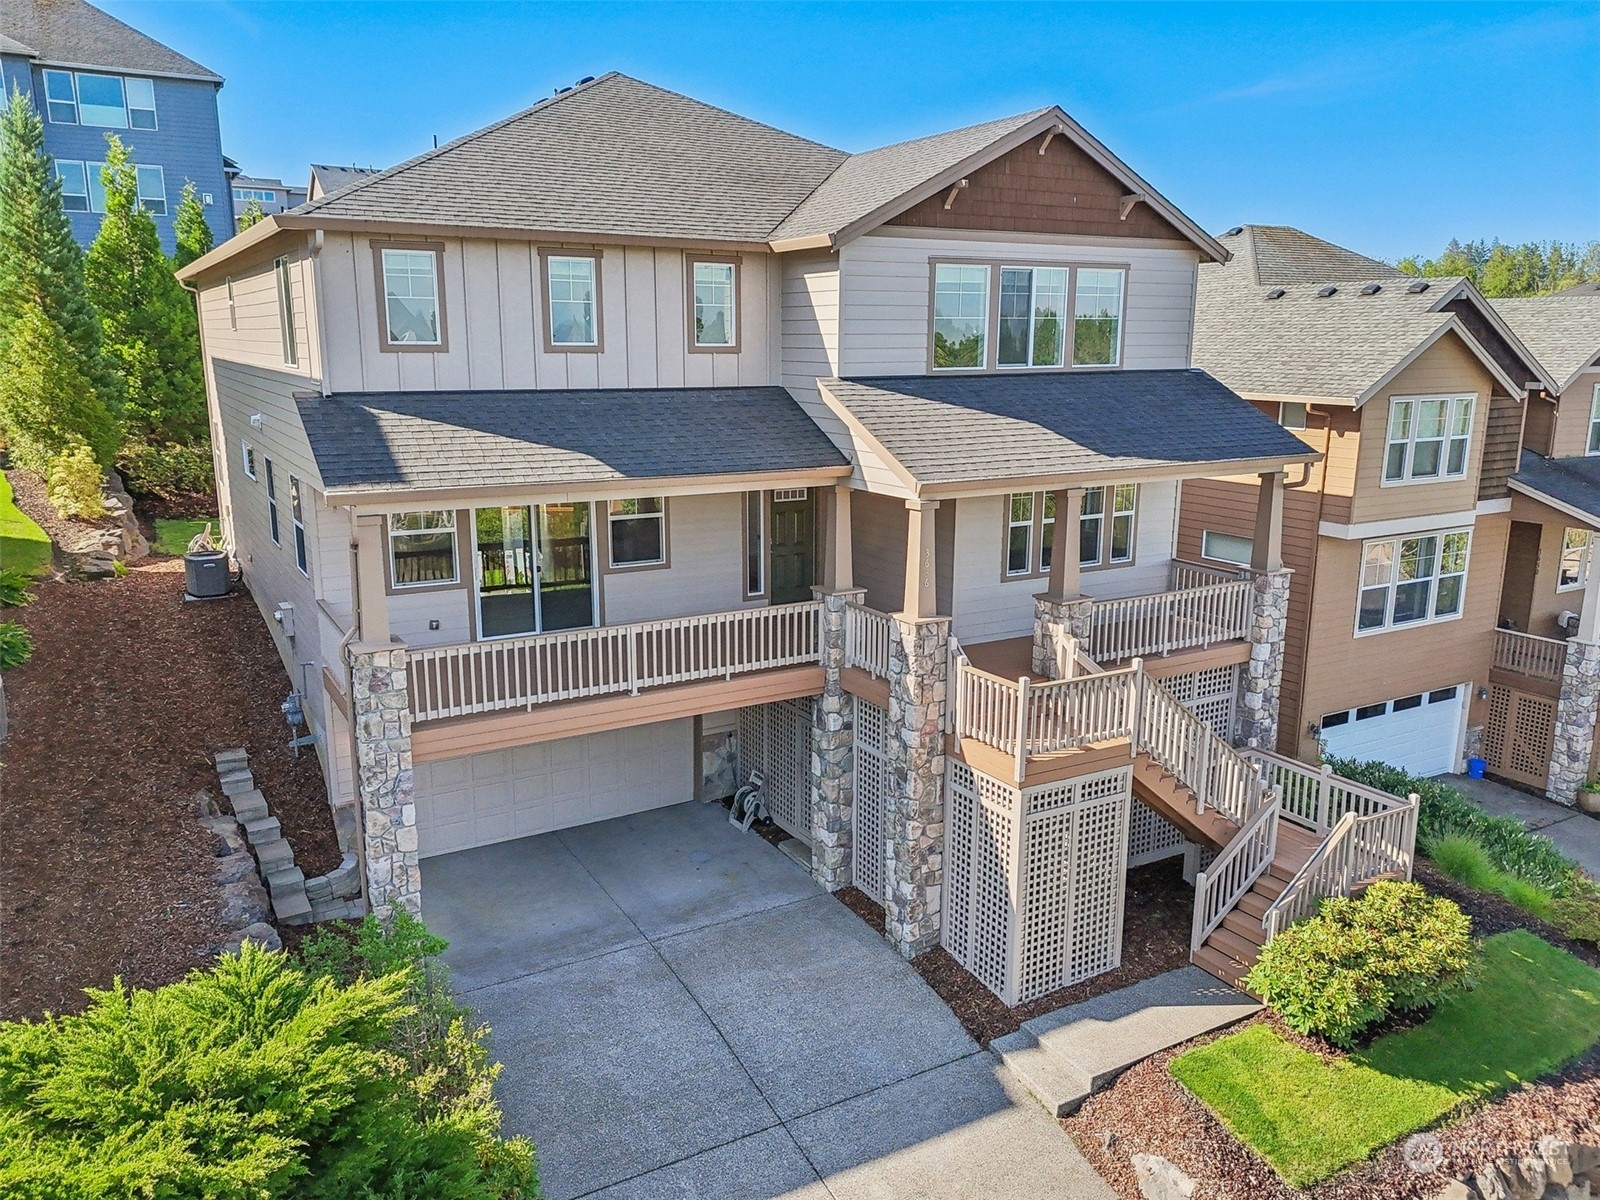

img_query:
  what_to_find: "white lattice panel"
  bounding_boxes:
[853,698,890,903]
[944,762,977,963]
[1128,797,1186,868]
[735,698,815,842]
[1065,778,1129,988]
[1162,665,1240,741]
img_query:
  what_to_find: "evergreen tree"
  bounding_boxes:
[1397,236,1600,296]
[172,179,213,268]
[237,197,264,231]
[84,135,206,445]
[0,304,119,471]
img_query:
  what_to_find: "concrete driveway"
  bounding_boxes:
[426,801,1113,1200]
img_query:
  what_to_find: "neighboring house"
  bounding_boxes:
[1,0,231,252]
[307,162,379,202]
[231,172,308,226]
[1177,226,1558,795]
[178,74,1390,1003]
[1487,295,1600,800]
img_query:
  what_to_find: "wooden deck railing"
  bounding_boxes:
[1136,675,1267,825]
[1493,629,1568,684]
[1191,801,1279,951]
[1087,579,1253,663]
[1170,557,1251,591]
[843,601,893,679]
[408,601,823,722]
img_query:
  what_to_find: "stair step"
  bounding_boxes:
[1206,927,1262,968]
[1192,945,1252,991]
[1252,872,1288,900]
[1221,909,1267,945]
[1235,891,1273,920]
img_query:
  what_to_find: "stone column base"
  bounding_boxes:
[350,643,421,918]
[885,614,950,958]
[1237,569,1291,751]
[1548,638,1600,806]
[1032,595,1096,679]
[811,589,860,890]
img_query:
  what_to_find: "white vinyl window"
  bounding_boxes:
[1202,530,1254,567]
[275,256,297,366]
[1006,492,1035,575]
[1080,484,1137,567]
[42,70,79,124]
[389,511,458,587]
[691,260,737,348]
[1383,395,1473,483]
[265,459,280,544]
[1279,402,1308,431]
[40,71,158,130]
[289,475,309,577]
[932,263,989,369]
[86,162,108,214]
[1357,530,1470,633]
[998,266,1069,368]
[124,77,157,129]
[56,161,89,211]
[1073,268,1125,366]
[1587,384,1600,456]
[135,165,166,216]
[547,255,598,346]
[1559,528,1593,591]
[608,498,665,567]
[233,187,279,203]
[381,248,441,345]
[240,440,257,481]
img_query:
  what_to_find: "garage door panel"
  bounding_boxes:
[1322,689,1463,777]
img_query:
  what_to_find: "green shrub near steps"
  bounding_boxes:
[1422,830,1555,916]
[0,620,31,669]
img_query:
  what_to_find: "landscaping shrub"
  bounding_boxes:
[118,437,216,501]
[1548,887,1600,946]
[44,444,106,520]
[0,620,31,669]
[0,568,35,607]
[1244,880,1477,1047]
[0,936,538,1198]
[1420,829,1554,916]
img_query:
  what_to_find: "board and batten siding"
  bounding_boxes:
[316,233,778,395]
[835,230,1200,376]
[197,250,318,381]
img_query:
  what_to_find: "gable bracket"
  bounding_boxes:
[1118,192,1148,221]
[943,179,969,211]
[1038,125,1066,155]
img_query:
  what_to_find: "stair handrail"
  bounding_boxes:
[1133,667,1267,826]
[1190,795,1280,952]
[1260,810,1358,941]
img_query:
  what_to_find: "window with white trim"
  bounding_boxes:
[85,161,107,213]
[1383,395,1473,483]
[135,165,166,216]
[240,440,257,481]
[289,475,309,576]
[1040,492,1057,571]
[1005,492,1035,575]
[932,264,989,369]
[1080,484,1137,567]
[275,256,297,366]
[264,459,280,544]
[389,511,458,587]
[381,248,442,345]
[1279,401,1308,431]
[608,498,665,567]
[998,266,1068,368]
[1587,383,1600,455]
[691,260,737,348]
[1073,269,1125,366]
[1202,530,1253,566]
[233,187,279,203]
[1559,528,1592,591]
[547,254,598,347]
[42,70,79,124]
[56,161,89,212]
[1357,529,1470,632]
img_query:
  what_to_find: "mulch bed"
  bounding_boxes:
[1414,859,1600,968]
[5,468,116,562]
[1,563,340,1020]
[836,856,1195,1046]
[124,489,216,523]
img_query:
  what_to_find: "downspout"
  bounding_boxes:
[179,275,235,556]
[1293,407,1336,754]
[310,229,332,397]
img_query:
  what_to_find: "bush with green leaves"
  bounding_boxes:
[0,620,31,669]
[0,936,538,1199]
[1422,829,1555,916]
[118,437,215,500]
[45,444,106,521]
[1244,880,1477,1048]
[1548,885,1600,946]
[0,568,35,607]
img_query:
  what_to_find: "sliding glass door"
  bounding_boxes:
[473,504,594,638]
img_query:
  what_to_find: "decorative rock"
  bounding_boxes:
[1474,1166,1513,1200]
[1427,1181,1478,1200]
[1130,1152,1198,1200]
[220,922,282,955]
[194,789,220,818]
[1543,1136,1576,1186]
[214,852,257,885]
[218,878,271,928]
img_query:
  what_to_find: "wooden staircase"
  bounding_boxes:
[1130,754,1241,850]
[1190,822,1321,989]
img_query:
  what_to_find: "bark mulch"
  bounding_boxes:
[1060,872,1600,1199]
[1,562,340,1020]
[5,468,117,561]
[836,856,1195,1047]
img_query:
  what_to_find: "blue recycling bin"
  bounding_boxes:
[1467,756,1487,779]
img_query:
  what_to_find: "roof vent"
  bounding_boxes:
[1224,226,1243,236]
[576,76,596,85]
[1360,283,1381,295]
[554,85,572,94]
[1265,288,1286,300]
[1407,280,1430,293]
[1317,286,1338,297]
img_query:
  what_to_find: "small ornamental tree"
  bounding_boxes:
[172,179,214,268]
[0,304,118,472]
[237,196,265,231]
[84,135,206,445]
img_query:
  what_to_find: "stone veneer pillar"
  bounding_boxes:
[1547,637,1600,806]
[1237,569,1292,751]
[350,641,421,917]
[811,587,864,890]
[1032,594,1098,679]
[884,613,950,959]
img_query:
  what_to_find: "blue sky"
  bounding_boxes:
[107,1,1598,261]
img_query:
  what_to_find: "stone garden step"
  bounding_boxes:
[229,789,269,823]
[253,837,295,872]
[241,816,281,845]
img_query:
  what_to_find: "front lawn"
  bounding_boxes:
[0,472,51,575]
[152,515,216,555]
[1171,931,1600,1186]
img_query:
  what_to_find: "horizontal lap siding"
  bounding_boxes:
[601,492,765,624]
[1551,371,1600,459]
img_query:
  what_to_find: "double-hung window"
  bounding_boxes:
[932,264,989,368]
[85,162,108,213]
[135,165,166,215]
[690,259,737,350]
[1005,493,1035,575]
[1073,269,1125,366]
[608,498,665,567]
[1588,384,1600,455]
[1357,530,1469,632]
[1079,485,1137,567]
[379,246,443,347]
[1383,395,1473,483]
[265,459,280,544]
[289,475,309,576]
[275,256,297,366]
[389,511,458,587]
[56,161,90,211]
[998,267,1068,368]
[42,70,79,124]
[1559,528,1593,591]
[545,253,599,348]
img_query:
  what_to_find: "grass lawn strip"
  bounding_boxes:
[0,472,51,575]
[153,516,216,556]
[1171,931,1600,1187]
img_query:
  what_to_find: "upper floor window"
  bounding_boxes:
[135,166,166,216]
[998,266,1069,368]
[608,498,666,568]
[275,257,298,366]
[1559,528,1593,591]
[1202,530,1253,567]
[1383,395,1473,484]
[288,475,309,577]
[43,70,156,129]
[932,264,989,369]
[264,459,280,544]
[543,251,600,350]
[240,440,257,481]
[389,511,459,588]
[234,187,278,203]
[1587,383,1600,455]
[690,259,738,350]
[377,245,445,349]
[1080,484,1137,567]
[1073,269,1125,366]
[1357,529,1469,633]
[1279,401,1308,431]
[56,161,90,212]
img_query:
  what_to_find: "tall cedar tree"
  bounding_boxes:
[172,179,213,268]
[85,135,207,444]
[0,88,118,467]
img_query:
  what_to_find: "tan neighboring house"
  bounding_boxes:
[1177,226,1559,797]
[1488,295,1600,800]
[178,76,1406,1003]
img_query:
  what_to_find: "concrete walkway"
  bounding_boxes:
[994,966,1260,1117]
[1443,775,1600,876]
[425,802,1114,1200]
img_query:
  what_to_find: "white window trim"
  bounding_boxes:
[123,75,157,130]
[135,164,166,216]
[690,259,739,351]
[1202,530,1254,567]
[225,276,236,330]
[42,69,78,124]
[289,475,309,577]
[1005,492,1035,577]
[1558,528,1593,593]
[1587,383,1600,457]
[1353,527,1472,637]
[264,459,280,545]
[1279,401,1308,431]
[380,246,443,348]
[1071,267,1127,369]
[743,491,766,599]
[1381,393,1476,487]
[85,160,107,214]
[240,439,256,481]
[72,71,128,129]
[930,260,1128,373]
[606,497,666,568]
[546,253,600,349]
[275,256,298,366]
[388,511,459,589]
[55,160,90,211]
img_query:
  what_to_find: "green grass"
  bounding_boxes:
[1425,831,1554,916]
[153,517,217,556]
[0,472,51,576]
[1171,931,1600,1186]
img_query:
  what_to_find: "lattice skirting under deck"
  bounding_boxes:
[736,698,816,842]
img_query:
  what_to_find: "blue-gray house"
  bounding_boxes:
[1,0,230,253]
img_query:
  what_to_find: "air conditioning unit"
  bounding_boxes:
[1558,610,1581,634]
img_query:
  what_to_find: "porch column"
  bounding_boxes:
[811,585,865,889]
[351,640,420,918]
[1548,632,1600,805]
[354,515,390,645]
[821,484,855,592]
[885,611,951,958]
[902,499,939,620]
[1237,567,1292,751]
[1251,471,1287,573]
[1032,487,1095,679]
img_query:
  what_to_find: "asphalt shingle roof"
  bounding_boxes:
[1490,297,1600,392]
[5,0,220,81]
[1511,449,1600,524]
[298,386,848,494]
[820,371,1314,487]
[1244,226,1399,286]
[309,164,380,198]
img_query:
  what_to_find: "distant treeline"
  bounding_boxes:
[1396,239,1600,297]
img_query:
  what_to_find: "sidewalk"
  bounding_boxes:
[1443,775,1600,876]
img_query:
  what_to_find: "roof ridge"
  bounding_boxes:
[845,106,1053,159]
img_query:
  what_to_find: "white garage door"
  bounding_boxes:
[414,718,693,857]
[1319,685,1464,778]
